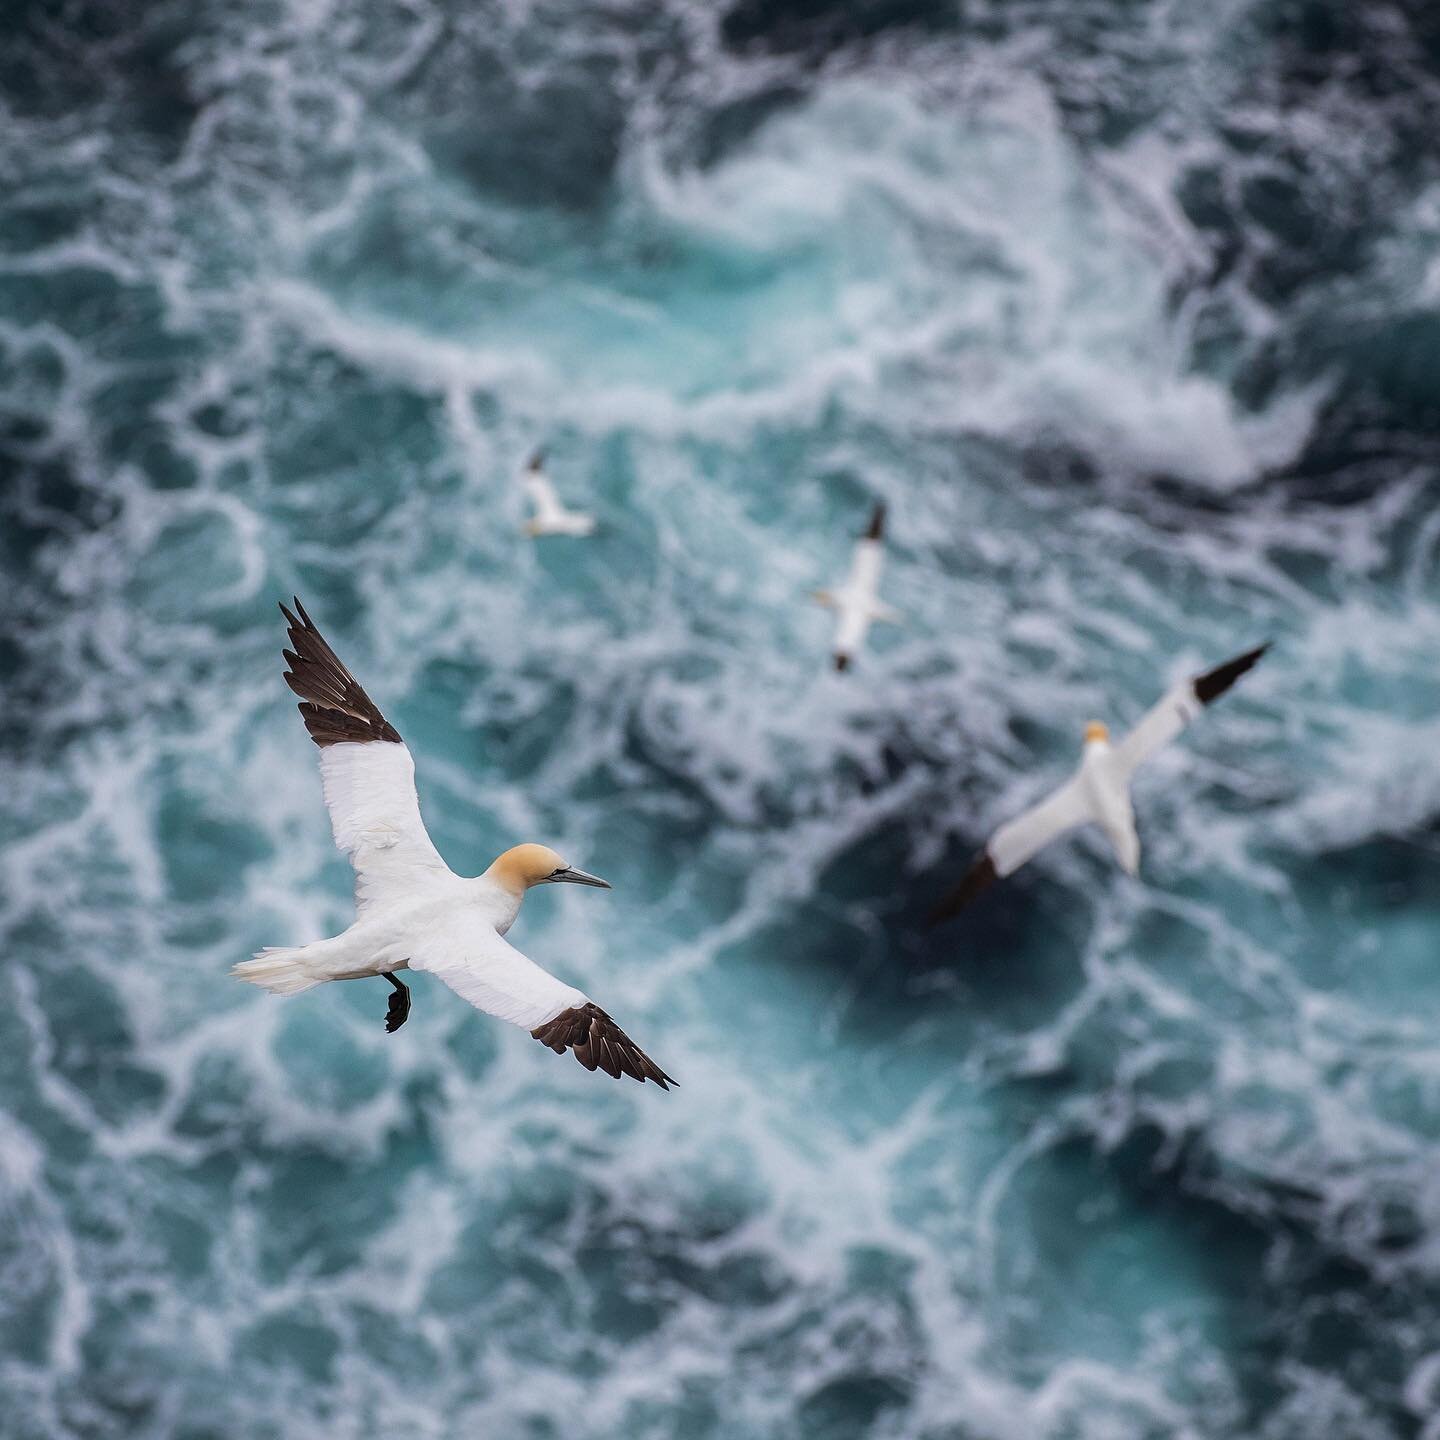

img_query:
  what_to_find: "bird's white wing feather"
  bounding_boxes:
[1111,680,1199,779]
[408,918,587,1030]
[279,600,453,913]
[831,540,888,653]
[834,595,872,655]
[524,471,565,524]
[846,538,883,598]
[989,778,1093,877]
[1112,645,1270,777]
[318,742,452,910]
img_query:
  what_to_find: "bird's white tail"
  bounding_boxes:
[231,945,326,996]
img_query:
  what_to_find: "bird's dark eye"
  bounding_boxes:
[551,868,567,878]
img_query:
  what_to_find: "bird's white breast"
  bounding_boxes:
[1081,741,1129,822]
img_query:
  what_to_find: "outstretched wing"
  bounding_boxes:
[926,853,998,927]
[408,920,584,1028]
[521,457,571,527]
[532,1004,677,1089]
[410,922,675,1088]
[928,779,1091,926]
[1112,643,1269,779]
[280,598,451,910]
[989,778,1093,876]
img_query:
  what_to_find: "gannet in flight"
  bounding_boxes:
[521,449,595,538]
[232,600,675,1088]
[928,644,1270,924]
[814,502,901,671]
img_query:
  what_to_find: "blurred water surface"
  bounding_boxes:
[4,0,1440,1436]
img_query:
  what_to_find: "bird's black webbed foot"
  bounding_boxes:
[383,972,411,1033]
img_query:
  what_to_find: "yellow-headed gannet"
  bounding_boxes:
[928,644,1270,924]
[233,600,674,1088]
[521,449,596,538]
[814,502,901,671]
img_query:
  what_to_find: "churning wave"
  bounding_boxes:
[3,0,1440,1435]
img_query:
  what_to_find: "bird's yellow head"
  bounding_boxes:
[488,843,611,895]
[1084,721,1110,743]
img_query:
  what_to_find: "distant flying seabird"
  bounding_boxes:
[232,600,675,1088]
[521,449,596,538]
[813,502,901,671]
[928,644,1270,924]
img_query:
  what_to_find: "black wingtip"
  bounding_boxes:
[276,597,403,747]
[1193,642,1270,706]
[864,501,886,541]
[526,448,546,471]
[531,1004,676,1089]
[834,653,851,672]
[926,852,999,928]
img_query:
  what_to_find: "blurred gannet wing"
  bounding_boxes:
[928,779,1091,925]
[279,599,451,910]
[845,502,885,591]
[524,469,564,523]
[521,451,574,527]
[988,777,1094,876]
[1113,644,1269,779]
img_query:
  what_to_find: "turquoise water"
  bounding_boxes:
[4,1,1440,1435]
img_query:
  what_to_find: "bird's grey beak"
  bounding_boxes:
[551,867,612,889]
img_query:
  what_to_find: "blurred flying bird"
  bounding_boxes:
[928,644,1270,924]
[813,501,901,671]
[233,600,674,1088]
[521,449,596,538]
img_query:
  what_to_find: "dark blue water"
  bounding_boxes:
[4,1,1440,1435]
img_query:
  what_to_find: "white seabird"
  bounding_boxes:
[814,502,901,671]
[233,599,674,1088]
[928,643,1270,924]
[521,449,596,538]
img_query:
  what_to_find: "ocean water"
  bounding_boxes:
[4,0,1440,1435]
